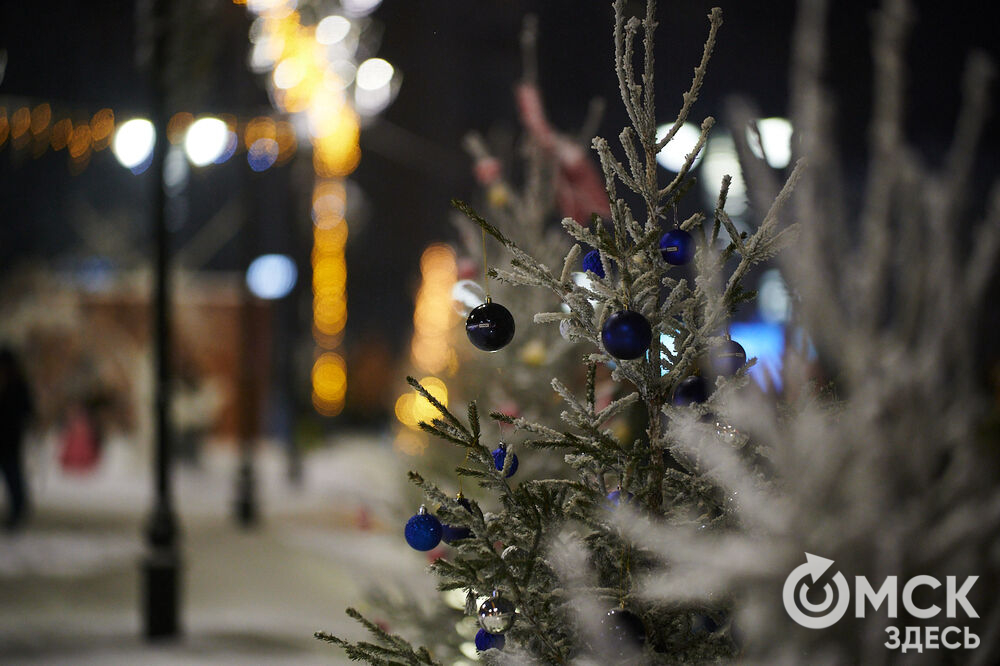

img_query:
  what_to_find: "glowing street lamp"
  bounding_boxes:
[112,118,155,173]
[183,117,229,166]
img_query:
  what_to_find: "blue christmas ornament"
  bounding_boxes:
[440,494,473,544]
[607,488,634,506]
[404,505,442,551]
[598,607,646,658]
[709,338,747,375]
[672,375,708,406]
[659,229,695,265]
[601,310,652,360]
[466,300,515,352]
[492,445,519,478]
[582,249,606,278]
[475,628,506,651]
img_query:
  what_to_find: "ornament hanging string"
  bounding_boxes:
[482,227,492,302]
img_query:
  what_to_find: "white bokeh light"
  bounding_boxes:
[246,254,298,300]
[356,57,393,90]
[316,16,351,45]
[184,117,229,167]
[701,132,748,217]
[273,57,305,90]
[340,0,382,17]
[758,268,791,323]
[748,117,793,169]
[655,121,703,172]
[112,119,155,171]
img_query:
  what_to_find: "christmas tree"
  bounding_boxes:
[319,0,1000,662]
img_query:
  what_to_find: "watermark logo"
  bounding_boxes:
[781,552,981,653]
[783,552,851,629]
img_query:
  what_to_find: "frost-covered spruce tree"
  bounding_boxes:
[615,0,1000,663]
[318,1,801,662]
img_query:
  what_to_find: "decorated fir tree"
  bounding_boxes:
[319,0,999,663]
[320,1,798,662]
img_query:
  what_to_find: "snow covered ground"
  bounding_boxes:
[0,432,435,665]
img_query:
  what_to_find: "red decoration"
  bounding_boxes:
[515,82,611,224]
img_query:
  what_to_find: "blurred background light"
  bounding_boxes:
[356,58,393,91]
[316,16,351,45]
[248,137,279,171]
[410,244,457,375]
[340,0,382,18]
[325,60,356,90]
[758,268,791,323]
[246,253,297,300]
[729,321,785,390]
[655,121,703,172]
[111,118,155,173]
[214,129,238,164]
[184,116,229,166]
[748,117,793,169]
[163,146,189,193]
[701,132,747,217]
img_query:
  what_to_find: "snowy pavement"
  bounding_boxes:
[0,433,435,665]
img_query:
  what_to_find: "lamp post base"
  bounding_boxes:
[143,546,181,639]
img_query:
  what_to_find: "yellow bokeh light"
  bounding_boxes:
[275,120,297,163]
[312,391,344,417]
[68,125,93,159]
[30,104,52,136]
[312,107,360,177]
[50,118,73,151]
[313,223,348,252]
[10,107,30,140]
[394,393,417,427]
[167,112,194,144]
[414,376,448,416]
[410,244,457,374]
[312,352,346,403]
[245,116,276,149]
[395,377,449,429]
[90,108,114,150]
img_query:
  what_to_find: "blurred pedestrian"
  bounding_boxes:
[0,347,34,530]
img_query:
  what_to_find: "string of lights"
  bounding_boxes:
[239,0,398,417]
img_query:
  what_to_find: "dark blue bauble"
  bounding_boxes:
[475,628,506,651]
[492,446,519,478]
[607,489,634,506]
[582,249,606,278]
[598,608,646,657]
[466,301,515,352]
[672,375,708,406]
[601,310,652,360]
[441,496,473,544]
[709,338,747,375]
[659,229,695,265]
[404,509,442,551]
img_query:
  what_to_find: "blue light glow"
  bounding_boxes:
[729,321,785,390]
[246,254,297,300]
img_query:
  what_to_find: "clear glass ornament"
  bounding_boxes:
[478,590,516,634]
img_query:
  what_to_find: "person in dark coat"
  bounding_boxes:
[0,347,34,530]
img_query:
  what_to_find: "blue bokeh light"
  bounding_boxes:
[246,253,297,300]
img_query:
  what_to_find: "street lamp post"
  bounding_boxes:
[142,0,181,639]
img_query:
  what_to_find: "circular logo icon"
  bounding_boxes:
[783,553,851,629]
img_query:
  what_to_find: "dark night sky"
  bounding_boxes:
[1,0,997,363]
